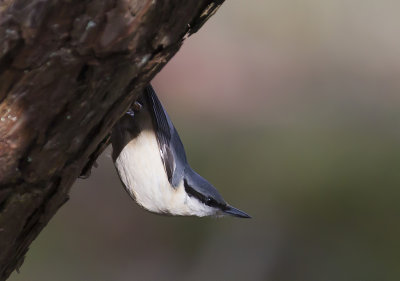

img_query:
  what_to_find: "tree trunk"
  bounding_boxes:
[0,1,223,279]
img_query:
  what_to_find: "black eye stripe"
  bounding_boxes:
[184,180,206,202]
[184,180,225,208]
[205,197,218,207]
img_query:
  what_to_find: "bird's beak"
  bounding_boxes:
[223,205,251,218]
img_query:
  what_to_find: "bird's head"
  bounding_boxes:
[180,169,250,218]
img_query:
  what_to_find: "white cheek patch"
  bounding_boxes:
[184,195,217,217]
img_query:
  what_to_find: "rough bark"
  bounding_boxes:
[0,0,224,279]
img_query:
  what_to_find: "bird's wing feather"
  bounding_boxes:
[144,85,186,187]
[145,86,172,147]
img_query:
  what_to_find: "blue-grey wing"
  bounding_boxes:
[144,85,187,187]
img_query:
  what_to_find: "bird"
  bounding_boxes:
[111,85,250,218]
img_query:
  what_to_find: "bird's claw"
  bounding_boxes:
[126,101,143,118]
[133,101,143,112]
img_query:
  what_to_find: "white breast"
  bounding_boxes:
[114,127,215,216]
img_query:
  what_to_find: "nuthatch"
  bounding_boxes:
[111,85,250,218]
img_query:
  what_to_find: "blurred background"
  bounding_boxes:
[10,1,400,280]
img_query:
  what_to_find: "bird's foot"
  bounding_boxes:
[126,101,143,118]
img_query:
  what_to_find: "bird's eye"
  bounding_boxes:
[205,197,215,207]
